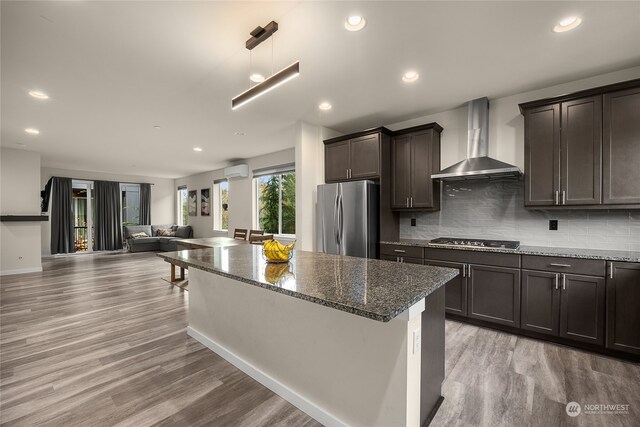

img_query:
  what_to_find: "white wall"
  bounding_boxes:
[175,149,295,239]
[1,148,43,275]
[294,121,341,251]
[386,66,640,171]
[40,167,175,256]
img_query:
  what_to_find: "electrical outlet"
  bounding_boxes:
[411,218,416,226]
[412,328,421,354]
[549,220,558,231]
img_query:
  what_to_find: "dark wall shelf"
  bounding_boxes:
[1,215,49,222]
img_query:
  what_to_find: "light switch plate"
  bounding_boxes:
[412,328,421,354]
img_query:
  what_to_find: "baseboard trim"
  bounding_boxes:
[0,266,43,276]
[187,326,347,427]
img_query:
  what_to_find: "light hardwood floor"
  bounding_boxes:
[1,252,639,426]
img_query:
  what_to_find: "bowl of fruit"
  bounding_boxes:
[262,239,295,263]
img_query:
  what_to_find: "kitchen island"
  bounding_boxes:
[158,245,457,426]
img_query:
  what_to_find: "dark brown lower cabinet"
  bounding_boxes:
[606,262,640,355]
[380,254,422,264]
[559,274,605,345]
[424,260,467,316]
[521,270,605,345]
[467,265,521,327]
[521,270,560,336]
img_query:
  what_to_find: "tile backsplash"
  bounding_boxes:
[400,178,640,251]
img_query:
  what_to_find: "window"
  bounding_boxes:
[121,184,140,225]
[213,180,229,231]
[177,186,188,225]
[73,180,94,252]
[254,166,295,235]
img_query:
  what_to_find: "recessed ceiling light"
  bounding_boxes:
[402,71,419,83]
[344,15,366,31]
[319,102,332,111]
[25,128,40,134]
[553,16,582,32]
[193,147,203,152]
[28,90,49,100]
[234,131,246,136]
[250,73,265,83]
[153,125,161,129]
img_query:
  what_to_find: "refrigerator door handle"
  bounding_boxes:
[338,192,344,249]
[334,188,340,247]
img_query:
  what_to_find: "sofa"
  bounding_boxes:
[123,224,193,252]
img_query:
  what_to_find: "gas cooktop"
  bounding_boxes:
[429,237,520,250]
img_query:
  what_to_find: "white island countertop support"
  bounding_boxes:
[158,245,456,426]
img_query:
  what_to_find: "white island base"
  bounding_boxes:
[187,268,445,427]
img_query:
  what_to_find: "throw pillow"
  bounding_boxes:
[175,226,191,238]
[130,232,149,239]
[157,229,176,237]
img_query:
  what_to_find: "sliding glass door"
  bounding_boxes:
[72,180,94,252]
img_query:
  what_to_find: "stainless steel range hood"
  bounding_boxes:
[431,97,521,180]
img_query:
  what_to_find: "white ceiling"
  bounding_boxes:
[2,1,640,179]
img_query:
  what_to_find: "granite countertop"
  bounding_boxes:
[381,239,640,263]
[158,245,458,323]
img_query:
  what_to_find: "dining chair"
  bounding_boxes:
[234,228,248,240]
[249,229,264,238]
[250,234,274,245]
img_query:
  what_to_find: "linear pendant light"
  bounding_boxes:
[232,20,299,110]
[232,61,300,110]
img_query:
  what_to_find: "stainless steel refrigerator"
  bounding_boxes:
[316,180,378,258]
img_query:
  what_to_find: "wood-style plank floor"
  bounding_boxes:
[432,321,640,427]
[1,252,639,426]
[0,252,320,426]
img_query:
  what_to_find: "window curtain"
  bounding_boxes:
[94,180,123,251]
[50,177,75,254]
[139,183,151,225]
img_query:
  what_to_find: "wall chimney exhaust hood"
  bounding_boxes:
[431,97,521,181]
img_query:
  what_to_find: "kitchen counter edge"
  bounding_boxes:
[381,240,640,263]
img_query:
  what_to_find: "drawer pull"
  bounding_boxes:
[549,263,572,268]
[609,262,614,279]
[393,249,406,253]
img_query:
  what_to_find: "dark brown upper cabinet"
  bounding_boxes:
[603,87,640,205]
[520,78,640,209]
[324,128,390,183]
[523,104,560,206]
[390,123,442,211]
[561,96,602,205]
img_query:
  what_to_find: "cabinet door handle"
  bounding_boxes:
[467,264,471,278]
[406,197,409,208]
[562,190,566,205]
[554,273,559,290]
[410,197,413,208]
[549,263,572,268]
[396,256,399,263]
[609,262,614,279]
[393,249,406,253]
[562,273,566,290]
[400,257,404,263]
[555,190,559,205]
[462,264,466,278]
